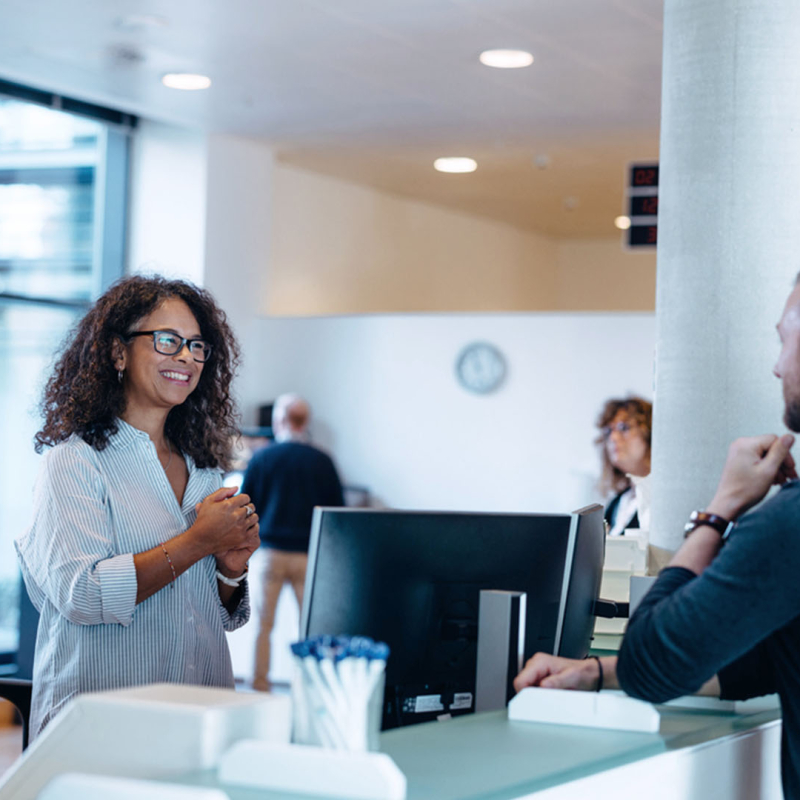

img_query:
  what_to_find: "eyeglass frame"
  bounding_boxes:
[600,420,636,439]
[123,330,213,362]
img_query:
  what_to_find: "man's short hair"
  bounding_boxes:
[272,393,310,431]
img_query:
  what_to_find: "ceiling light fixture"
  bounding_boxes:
[434,157,478,174]
[117,14,168,30]
[162,73,211,91]
[615,215,632,230]
[479,49,534,69]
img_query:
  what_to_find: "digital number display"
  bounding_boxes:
[628,225,657,246]
[630,166,659,187]
[626,163,658,248]
[628,195,658,217]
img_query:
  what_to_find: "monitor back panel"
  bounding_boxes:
[302,509,572,728]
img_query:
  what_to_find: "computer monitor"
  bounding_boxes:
[300,505,605,729]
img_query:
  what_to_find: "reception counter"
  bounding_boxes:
[169,700,782,800]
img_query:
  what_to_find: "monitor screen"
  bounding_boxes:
[300,506,604,729]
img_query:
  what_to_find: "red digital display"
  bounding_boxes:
[629,195,658,216]
[630,165,659,187]
[626,163,658,247]
[629,225,657,246]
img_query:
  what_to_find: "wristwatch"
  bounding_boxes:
[684,510,735,542]
[215,564,249,586]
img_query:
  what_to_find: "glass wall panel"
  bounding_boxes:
[0,89,129,661]
[0,301,80,653]
[0,98,103,303]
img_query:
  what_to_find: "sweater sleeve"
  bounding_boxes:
[241,452,270,514]
[618,484,800,702]
[717,637,777,701]
[325,457,345,507]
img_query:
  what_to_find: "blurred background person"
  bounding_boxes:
[242,393,345,691]
[596,396,652,536]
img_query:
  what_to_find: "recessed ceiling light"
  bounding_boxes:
[162,73,211,91]
[615,215,632,230]
[434,157,477,174]
[479,49,534,69]
[117,14,168,30]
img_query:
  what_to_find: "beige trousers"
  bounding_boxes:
[252,548,308,691]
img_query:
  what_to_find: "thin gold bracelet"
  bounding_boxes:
[161,543,177,588]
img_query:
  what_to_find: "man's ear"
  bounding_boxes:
[111,337,127,371]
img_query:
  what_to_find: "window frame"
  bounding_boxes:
[0,81,136,666]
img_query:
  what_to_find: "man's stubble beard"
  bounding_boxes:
[784,396,800,433]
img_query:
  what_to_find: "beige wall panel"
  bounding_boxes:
[555,240,656,311]
[269,165,560,315]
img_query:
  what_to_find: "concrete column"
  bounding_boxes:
[651,0,800,551]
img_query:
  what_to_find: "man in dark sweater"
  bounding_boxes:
[515,279,800,797]
[242,394,344,691]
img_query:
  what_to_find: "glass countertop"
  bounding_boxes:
[173,701,781,800]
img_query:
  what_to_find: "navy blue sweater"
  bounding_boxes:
[618,481,800,798]
[241,442,344,552]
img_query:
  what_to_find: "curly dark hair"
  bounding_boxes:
[35,275,241,470]
[595,396,652,496]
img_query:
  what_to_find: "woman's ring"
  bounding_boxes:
[245,504,254,517]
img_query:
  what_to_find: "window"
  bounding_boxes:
[0,85,133,663]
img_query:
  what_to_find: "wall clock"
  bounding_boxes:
[455,342,506,394]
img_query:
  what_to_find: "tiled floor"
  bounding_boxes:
[0,724,22,779]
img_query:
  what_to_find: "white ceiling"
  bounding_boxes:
[0,0,663,238]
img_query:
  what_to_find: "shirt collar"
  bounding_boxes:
[110,418,154,449]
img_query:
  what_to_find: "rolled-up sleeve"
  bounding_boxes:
[218,580,251,632]
[15,443,137,626]
[618,486,800,703]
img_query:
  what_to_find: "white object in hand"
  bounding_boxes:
[508,687,661,733]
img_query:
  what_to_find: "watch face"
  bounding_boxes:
[455,342,506,394]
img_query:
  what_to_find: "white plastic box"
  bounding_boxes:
[0,683,291,800]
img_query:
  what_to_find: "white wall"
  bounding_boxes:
[244,312,656,514]
[126,121,208,283]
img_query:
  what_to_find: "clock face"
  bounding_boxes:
[455,342,506,394]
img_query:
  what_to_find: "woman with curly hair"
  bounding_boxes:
[16,275,260,739]
[595,396,652,536]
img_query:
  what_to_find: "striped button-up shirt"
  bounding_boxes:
[15,419,249,738]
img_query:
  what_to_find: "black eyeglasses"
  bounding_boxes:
[126,330,213,362]
[601,421,634,439]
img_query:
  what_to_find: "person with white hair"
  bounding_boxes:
[242,393,344,691]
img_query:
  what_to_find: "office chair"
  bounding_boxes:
[0,678,32,750]
[0,577,38,751]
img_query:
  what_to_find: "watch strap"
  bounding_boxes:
[215,564,249,586]
[684,510,735,541]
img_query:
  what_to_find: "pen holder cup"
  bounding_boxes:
[291,658,385,752]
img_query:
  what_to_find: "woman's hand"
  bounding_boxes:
[514,653,605,693]
[187,487,259,559]
[215,530,260,578]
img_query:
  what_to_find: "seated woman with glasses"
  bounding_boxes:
[596,396,652,536]
[15,274,261,740]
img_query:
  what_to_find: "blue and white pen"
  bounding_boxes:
[290,635,390,751]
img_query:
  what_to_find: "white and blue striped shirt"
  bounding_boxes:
[15,419,249,738]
